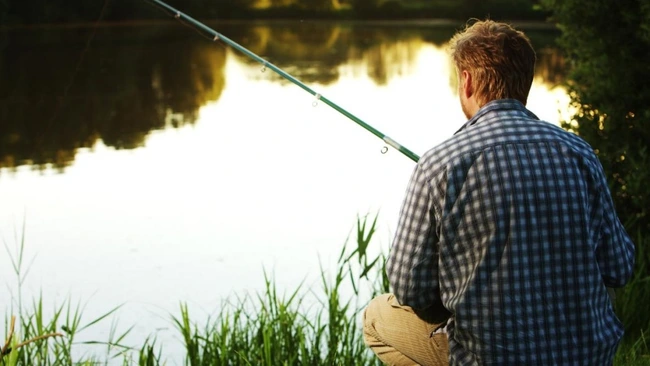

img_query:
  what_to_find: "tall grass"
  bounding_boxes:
[2,214,387,365]
[171,213,386,365]
[3,213,649,365]
[616,230,650,337]
[614,227,650,365]
[2,223,134,365]
[1,299,132,365]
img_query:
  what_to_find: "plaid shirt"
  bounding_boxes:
[387,99,635,365]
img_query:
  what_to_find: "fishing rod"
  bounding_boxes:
[144,0,420,162]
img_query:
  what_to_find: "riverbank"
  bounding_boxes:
[0,18,558,32]
[1,0,550,27]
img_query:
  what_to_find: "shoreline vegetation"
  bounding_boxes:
[2,215,389,365]
[2,216,649,365]
[0,18,558,32]
[0,0,550,27]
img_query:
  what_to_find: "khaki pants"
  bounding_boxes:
[363,294,449,366]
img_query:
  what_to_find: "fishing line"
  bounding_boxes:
[144,0,420,162]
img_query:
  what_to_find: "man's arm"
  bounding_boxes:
[595,166,635,287]
[386,163,441,310]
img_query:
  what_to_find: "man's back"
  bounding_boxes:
[365,20,635,366]
[403,99,635,365]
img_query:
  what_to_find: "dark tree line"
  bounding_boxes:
[0,0,548,25]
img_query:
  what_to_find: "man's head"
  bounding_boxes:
[449,20,536,119]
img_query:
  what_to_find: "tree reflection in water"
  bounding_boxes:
[0,22,562,172]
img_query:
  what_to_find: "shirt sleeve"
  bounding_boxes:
[594,166,635,288]
[386,163,441,310]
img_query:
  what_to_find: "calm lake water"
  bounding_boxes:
[0,21,568,362]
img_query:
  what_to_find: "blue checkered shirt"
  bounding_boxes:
[387,99,635,365]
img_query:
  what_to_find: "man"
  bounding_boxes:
[363,20,635,365]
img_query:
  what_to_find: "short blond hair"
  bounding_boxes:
[449,20,536,106]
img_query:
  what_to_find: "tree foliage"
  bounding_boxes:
[351,0,381,13]
[0,0,547,24]
[296,0,340,11]
[540,0,650,339]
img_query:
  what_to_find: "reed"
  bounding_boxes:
[2,225,132,365]
[2,214,649,365]
[170,213,385,365]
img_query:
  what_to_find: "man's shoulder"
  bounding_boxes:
[417,133,466,178]
[418,114,598,177]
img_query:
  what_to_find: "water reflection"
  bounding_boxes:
[0,24,227,171]
[0,22,564,172]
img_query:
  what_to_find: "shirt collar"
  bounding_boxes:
[454,99,539,135]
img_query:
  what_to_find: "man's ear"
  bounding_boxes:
[461,70,473,99]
